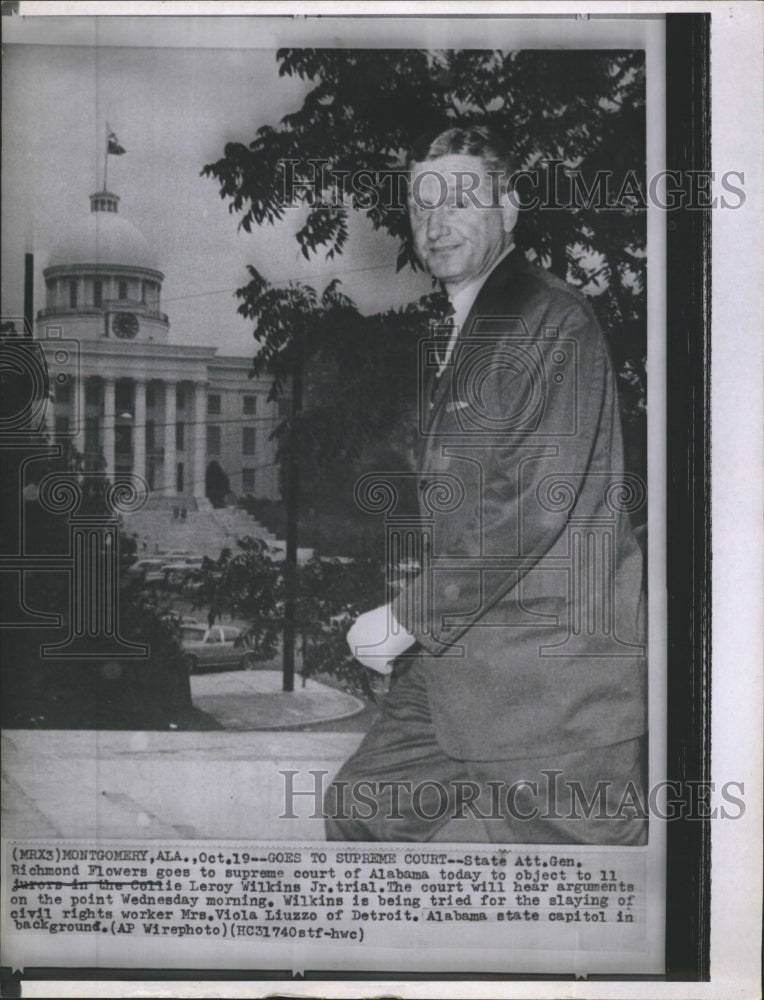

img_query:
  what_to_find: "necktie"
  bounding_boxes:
[430,302,455,407]
[433,301,456,370]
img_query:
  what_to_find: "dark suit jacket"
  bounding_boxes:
[393,249,647,761]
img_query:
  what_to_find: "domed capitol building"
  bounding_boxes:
[36,186,280,505]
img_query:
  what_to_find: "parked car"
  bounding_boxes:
[126,558,166,582]
[161,556,206,590]
[162,611,200,627]
[179,623,257,673]
[161,563,194,589]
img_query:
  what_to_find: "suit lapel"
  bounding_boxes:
[426,248,526,428]
[458,246,525,337]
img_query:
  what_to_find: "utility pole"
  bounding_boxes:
[281,330,304,693]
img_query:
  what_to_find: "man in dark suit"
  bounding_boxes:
[326,126,647,843]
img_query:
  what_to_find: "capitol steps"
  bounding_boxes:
[120,503,284,559]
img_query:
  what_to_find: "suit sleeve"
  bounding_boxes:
[393,299,619,654]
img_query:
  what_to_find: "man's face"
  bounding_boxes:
[408,153,517,294]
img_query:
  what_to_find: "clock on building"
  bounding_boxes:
[112,311,139,339]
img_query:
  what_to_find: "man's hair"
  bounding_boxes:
[407,124,515,190]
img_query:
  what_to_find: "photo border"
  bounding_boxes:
[663,11,711,983]
[0,7,721,997]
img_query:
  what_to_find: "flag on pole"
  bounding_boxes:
[107,127,126,156]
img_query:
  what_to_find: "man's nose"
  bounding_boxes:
[426,205,450,240]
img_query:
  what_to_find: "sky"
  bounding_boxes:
[2,12,657,355]
[1,17,433,355]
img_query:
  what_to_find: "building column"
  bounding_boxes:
[102,377,115,480]
[192,380,207,499]
[163,379,177,495]
[72,374,86,454]
[133,378,147,484]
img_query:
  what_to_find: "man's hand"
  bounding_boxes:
[346,603,416,674]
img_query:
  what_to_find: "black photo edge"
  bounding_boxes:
[663,9,712,984]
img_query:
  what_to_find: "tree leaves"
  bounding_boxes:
[203,46,647,455]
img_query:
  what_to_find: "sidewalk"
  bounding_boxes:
[189,669,366,730]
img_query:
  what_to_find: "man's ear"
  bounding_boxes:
[501,188,520,235]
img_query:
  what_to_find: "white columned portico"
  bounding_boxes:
[163,379,177,495]
[192,380,207,500]
[102,377,116,479]
[133,378,147,483]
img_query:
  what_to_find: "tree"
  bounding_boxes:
[190,537,392,699]
[296,553,390,699]
[191,538,282,661]
[236,268,441,484]
[0,334,190,728]
[203,48,647,431]
[205,460,231,508]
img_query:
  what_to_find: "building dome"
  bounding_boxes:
[47,192,158,271]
